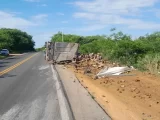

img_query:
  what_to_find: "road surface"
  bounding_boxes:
[0,52,72,120]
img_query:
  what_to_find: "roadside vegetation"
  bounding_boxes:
[51,29,160,74]
[0,28,35,53]
[0,55,7,59]
[36,47,45,52]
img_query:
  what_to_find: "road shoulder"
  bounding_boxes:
[55,65,111,120]
[52,65,74,120]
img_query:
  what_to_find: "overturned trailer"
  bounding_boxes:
[45,42,79,63]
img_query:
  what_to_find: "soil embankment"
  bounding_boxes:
[66,58,160,120]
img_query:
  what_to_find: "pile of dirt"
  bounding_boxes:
[66,54,160,120]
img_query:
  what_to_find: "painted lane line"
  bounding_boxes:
[0,59,28,73]
[51,65,70,120]
[0,54,37,74]
[0,53,38,76]
[0,56,32,74]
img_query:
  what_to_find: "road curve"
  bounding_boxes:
[0,52,71,120]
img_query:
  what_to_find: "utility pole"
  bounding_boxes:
[62,29,64,42]
[45,42,48,60]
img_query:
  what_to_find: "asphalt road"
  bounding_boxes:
[0,52,71,120]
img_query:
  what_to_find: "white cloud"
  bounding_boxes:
[79,24,107,31]
[33,33,54,47]
[0,11,49,30]
[32,14,48,21]
[61,21,68,24]
[74,0,158,15]
[41,4,47,7]
[156,13,160,18]
[24,0,40,2]
[37,4,47,7]
[31,14,48,25]
[129,22,160,29]
[32,14,48,20]
[74,13,96,20]
[73,0,160,31]
[0,11,36,29]
[74,12,160,30]
[56,12,64,16]
[151,9,160,18]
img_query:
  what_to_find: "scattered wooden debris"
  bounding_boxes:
[121,85,125,88]
[131,88,136,92]
[135,79,140,82]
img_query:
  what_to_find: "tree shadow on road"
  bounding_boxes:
[0,62,10,64]
[0,65,7,68]
[7,57,19,60]
[0,74,17,78]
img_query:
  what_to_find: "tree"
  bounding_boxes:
[0,28,35,53]
[50,30,160,70]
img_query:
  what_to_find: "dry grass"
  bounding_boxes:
[138,54,160,74]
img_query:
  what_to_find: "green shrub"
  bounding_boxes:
[137,53,160,74]
[51,30,160,74]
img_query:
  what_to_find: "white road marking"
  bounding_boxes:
[51,65,70,120]
[0,105,20,120]
[0,98,43,120]
[41,93,55,120]
[39,65,49,70]
[32,66,36,70]
[28,98,43,120]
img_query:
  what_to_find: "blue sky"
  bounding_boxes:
[0,0,160,47]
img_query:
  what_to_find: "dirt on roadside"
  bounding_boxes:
[66,57,160,120]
